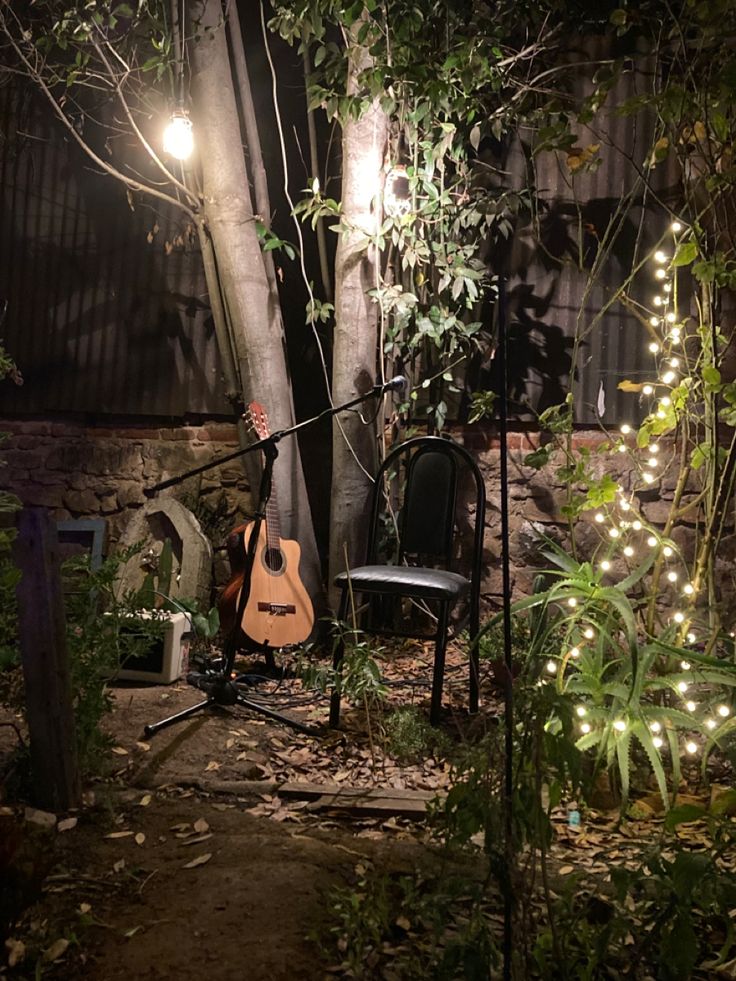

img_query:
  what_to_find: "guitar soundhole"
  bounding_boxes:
[263,547,285,575]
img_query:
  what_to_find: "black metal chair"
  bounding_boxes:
[329,435,486,727]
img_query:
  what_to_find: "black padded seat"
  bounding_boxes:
[334,566,468,600]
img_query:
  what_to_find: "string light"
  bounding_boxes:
[620,424,632,435]
[683,583,694,595]
[649,341,660,353]
[671,220,683,232]
[546,660,557,674]
[653,296,663,307]
[613,719,627,732]
[650,721,662,732]
[663,545,673,557]
[643,472,655,484]
[666,312,677,323]
[633,520,643,531]
[685,700,697,712]
[623,546,634,557]
[618,444,627,454]
[649,316,660,327]
[643,384,654,395]
[650,443,660,453]
[583,627,595,640]
[717,705,730,718]
[570,646,581,658]
[647,535,658,547]
[653,736,664,749]
[620,499,631,511]
[580,722,592,734]
[680,660,691,671]
[663,283,672,292]
[647,457,658,468]
[686,632,696,644]
[705,719,717,731]
[673,611,685,624]
[600,560,611,572]
[655,268,667,280]
[609,527,620,538]
[656,409,666,420]
[654,250,668,264]
[667,571,678,582]
[669,359,679,369]
[576,705,587,717]
[685,740,698,755]
[595,512,605,523]
[567,597,578,608]
[662,371,676,384]
[661,396,671,406]
[677,680,689,693]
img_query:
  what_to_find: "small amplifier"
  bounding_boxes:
[115,611,191,684]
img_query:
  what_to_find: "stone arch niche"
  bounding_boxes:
[115,498,213,607]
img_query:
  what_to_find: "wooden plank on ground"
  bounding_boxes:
[278,781,440,819]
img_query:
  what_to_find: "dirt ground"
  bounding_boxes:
[1,649,479,980]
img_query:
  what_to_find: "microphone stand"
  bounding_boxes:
[142,378,404,740]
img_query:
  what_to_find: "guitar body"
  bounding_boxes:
[238,521,314,647]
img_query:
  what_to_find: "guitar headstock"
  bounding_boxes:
[246,401,271,441]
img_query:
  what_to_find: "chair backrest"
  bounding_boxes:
[366,436,486,584]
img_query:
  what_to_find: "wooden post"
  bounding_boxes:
[13,508,80,812]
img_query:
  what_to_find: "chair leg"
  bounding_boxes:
[329,590,350,728]
[469,603,480,715]
[430,603,450,726]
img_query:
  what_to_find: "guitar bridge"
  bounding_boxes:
[257,602,296,616]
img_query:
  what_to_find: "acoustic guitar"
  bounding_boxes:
[220,401,314,649]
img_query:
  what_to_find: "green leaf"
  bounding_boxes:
[664,803,706,831]
[672,241,698,267]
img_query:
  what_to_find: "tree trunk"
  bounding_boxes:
[328,36,388,609]
[189,0,321,603]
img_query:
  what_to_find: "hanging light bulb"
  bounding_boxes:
[163,108,194,160]
[384,164,411,216]
[656,409,666,420]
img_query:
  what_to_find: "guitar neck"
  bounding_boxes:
[264,487,282,549]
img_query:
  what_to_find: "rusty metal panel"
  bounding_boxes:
[504,38,676,427]
[0,84,229,418]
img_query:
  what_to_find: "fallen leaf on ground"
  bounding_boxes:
[44,939,69,963]
[204,761,220,772]
[135,742,151,752]
[78,903,91,915]
[193,818,209,834]
[111,746,129,756]
[138,795,152,807]
[106,831,134,839]
[113,859,125,873]
[57,817,77,832]
[183,852,212,869]
[558,866,575,875]
[5,939,25,968]
[135,833,146,846]
[180,833,213,846]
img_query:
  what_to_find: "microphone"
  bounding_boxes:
[382,375,407,394]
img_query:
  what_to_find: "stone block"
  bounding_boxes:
[63,489,100,514]
[99,493,118,514]
[20,486,65,508]
[118,482,146,507]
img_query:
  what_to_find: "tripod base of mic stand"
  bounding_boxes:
[143,672,321,739]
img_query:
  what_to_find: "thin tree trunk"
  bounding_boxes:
[189,0,321,603]
[328,32,388,609]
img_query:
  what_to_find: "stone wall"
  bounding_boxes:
[2,420,722,611]
[0,420,252,588]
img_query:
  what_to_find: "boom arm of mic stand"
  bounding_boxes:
[143,383,400,497]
